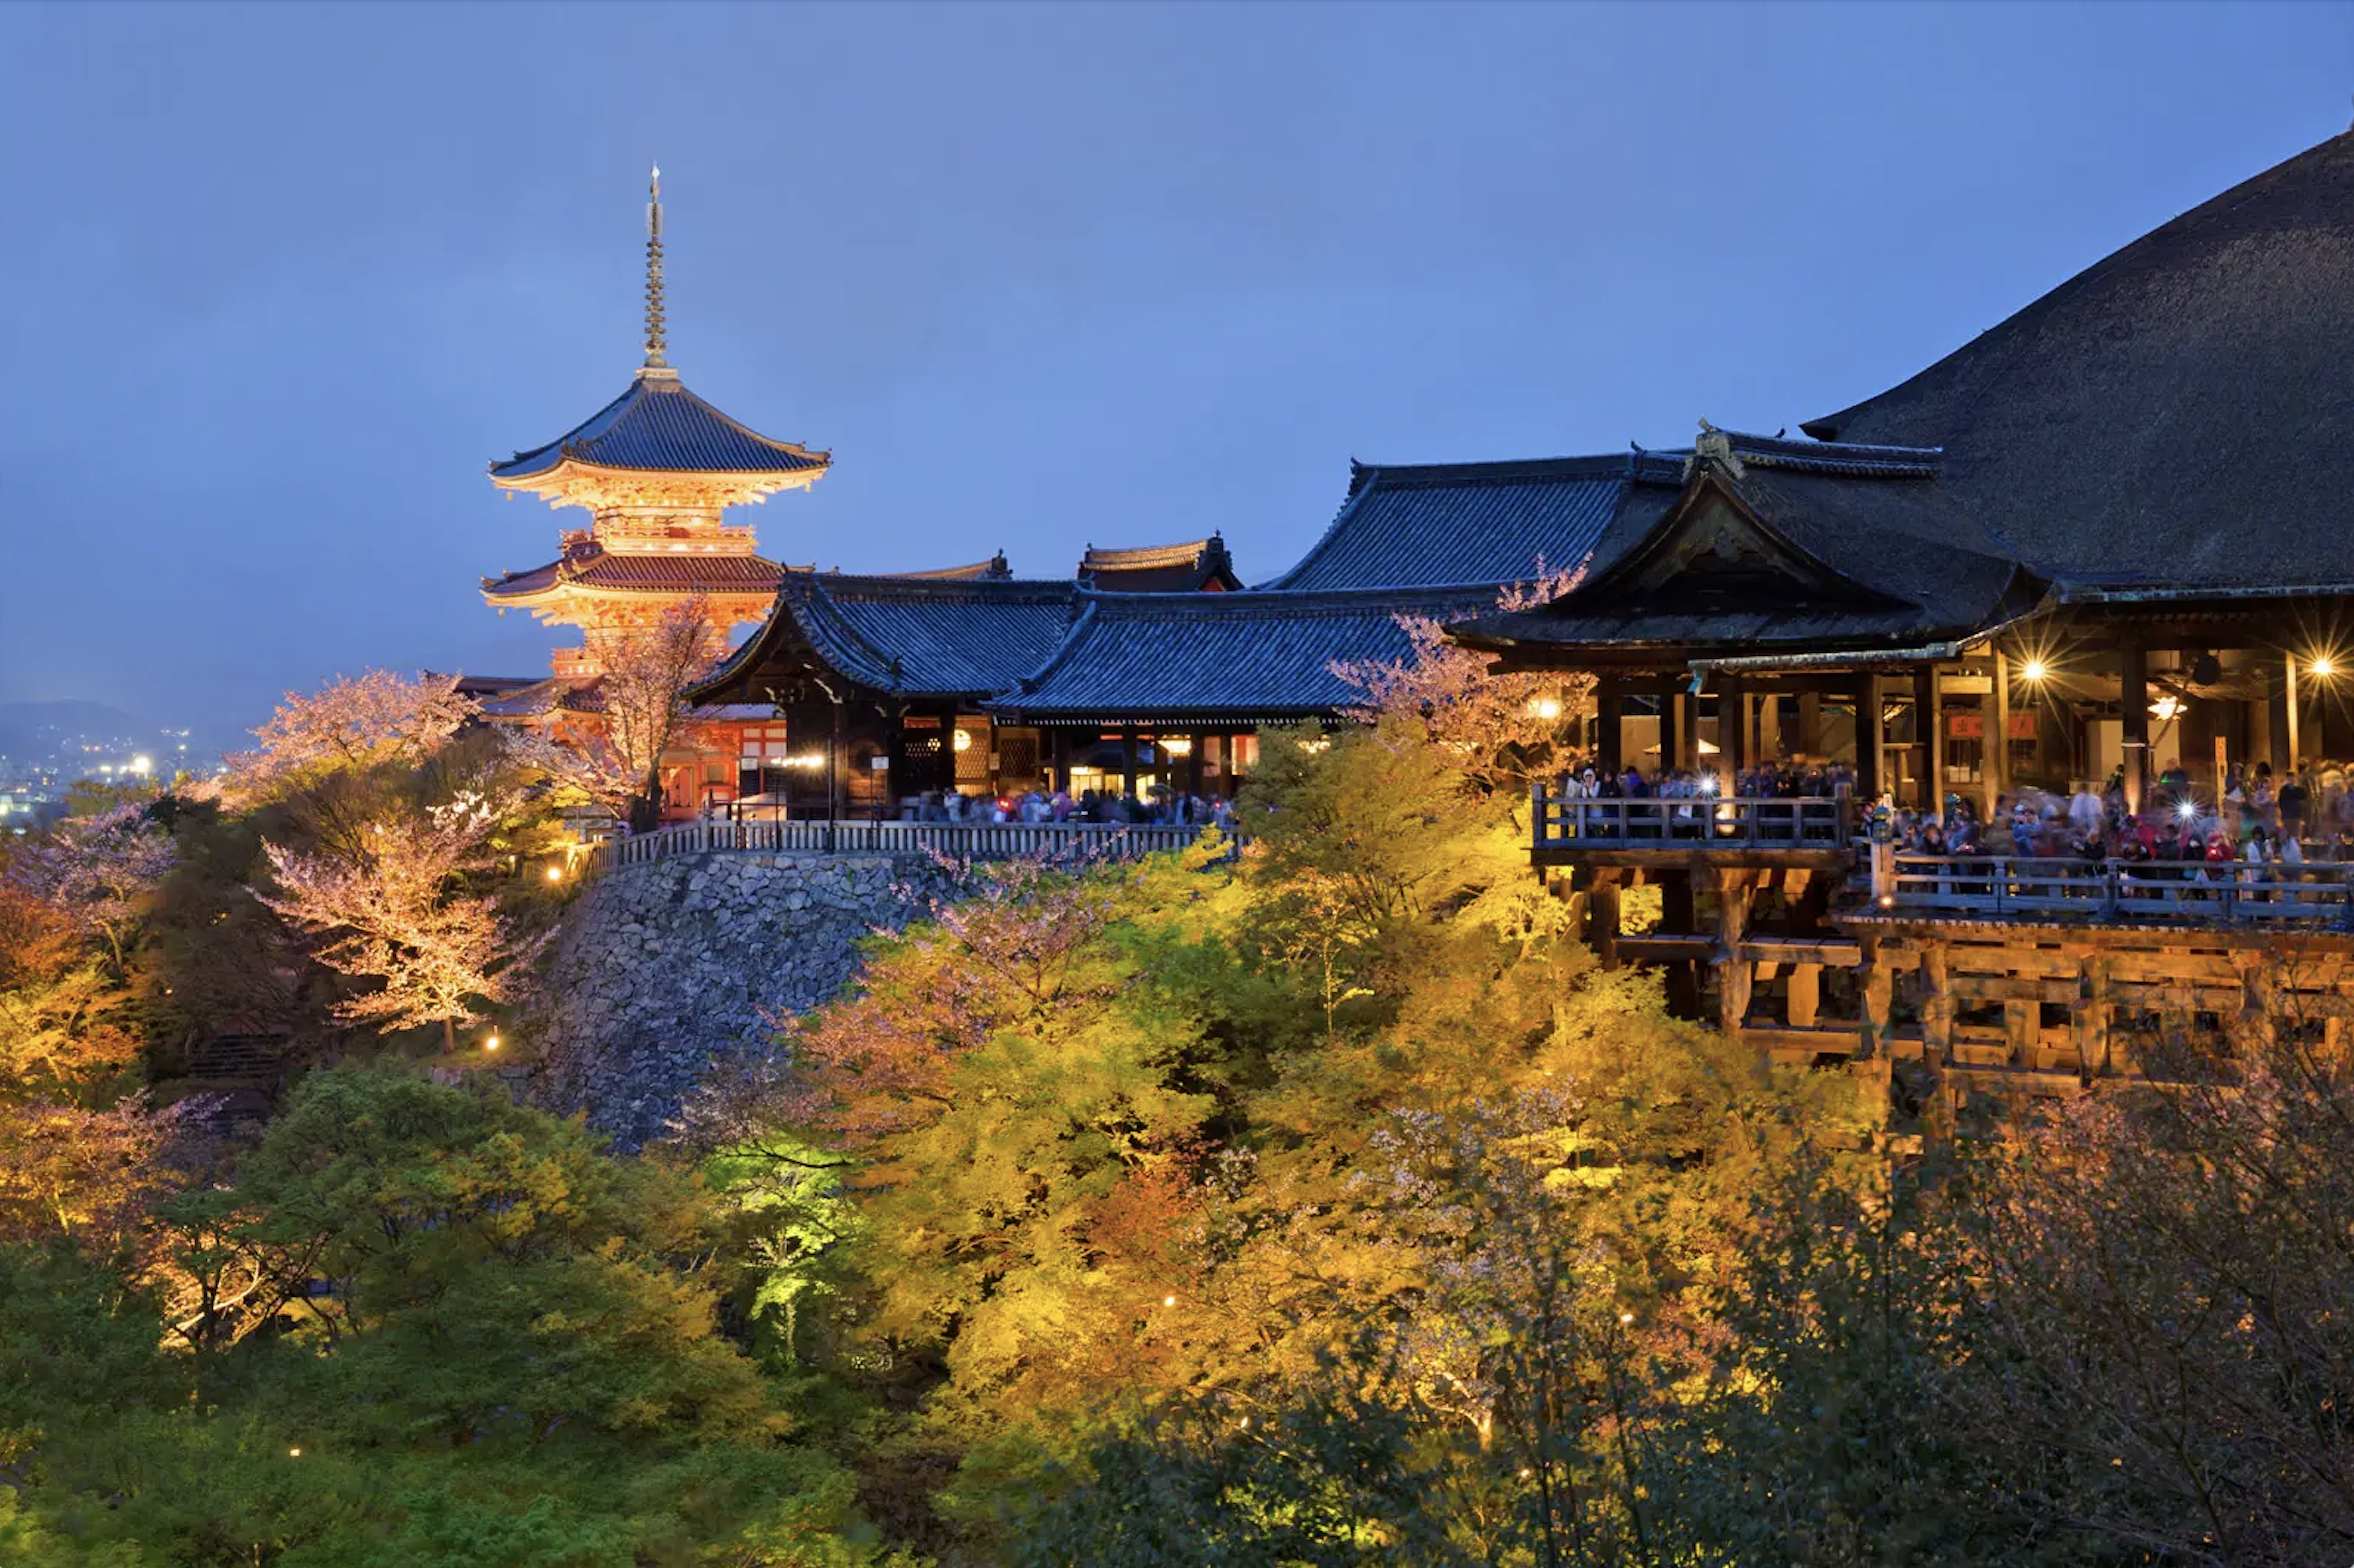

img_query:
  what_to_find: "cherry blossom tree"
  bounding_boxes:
[508,596,721,832]
[258,784,548,1052]
[7,801,178,973]
[1330,563,1592,800]
[224,669,476,802]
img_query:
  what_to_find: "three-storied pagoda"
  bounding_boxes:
[482,170,830,678]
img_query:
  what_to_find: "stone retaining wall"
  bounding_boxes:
[527,852,951,1149]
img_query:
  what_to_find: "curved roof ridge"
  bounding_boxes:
[1803,129,2354,442]
[1080,539,1214,569]
[490,371,828,480]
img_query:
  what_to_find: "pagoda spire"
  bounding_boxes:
[642,165,668,370]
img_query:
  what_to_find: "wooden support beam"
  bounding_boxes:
[1662,871,1700,1018]
[2074,955,2118,1080]
[2120,636,2149,814]
[1988,648,2013,820]
[1715,869,1755,1037]
[1798,691,1824,759]
[1718,676,1745,796]
[1589,870,1623,971]
[1914,663,1942,812]
[1786,963,1822,1028]
[1858,935,1895,1062]
[2002,999,2037,1067]
[2286,650,2304,771]
[1596,676,1624,776]
[1854,671,1884,801]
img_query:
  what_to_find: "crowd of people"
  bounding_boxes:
[1892,760,2354,866]
[1550,760,1862,800]
[910,785,1238,833]
[1550,755,2354,866]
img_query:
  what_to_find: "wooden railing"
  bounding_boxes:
[1532,789,1853,850]
[585,818,1207,875]
[1881,854,2354,925]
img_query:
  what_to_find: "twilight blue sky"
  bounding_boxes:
[3,2,2352,742]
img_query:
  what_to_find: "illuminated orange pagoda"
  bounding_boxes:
[482,169,829,681]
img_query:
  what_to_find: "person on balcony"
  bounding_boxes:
[2280,767,2311,843]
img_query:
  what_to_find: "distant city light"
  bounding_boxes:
[129,754,153,775]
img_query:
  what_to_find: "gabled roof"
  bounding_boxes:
[1802,129,2354,590]
[693,573,1083,703]
[1453,434,2041,656]
[490,368,829,482]
[1077,535,1243,592]
[989,585,1498,725]
[1262,455,1659,592]
[482,541,786,601]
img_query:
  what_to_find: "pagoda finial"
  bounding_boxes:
[642,165,669,369]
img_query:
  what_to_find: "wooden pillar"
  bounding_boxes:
[1186,733,1205,800]
[1662,872,1700,1018]
[1853,672,1884,801]
[2002,1000,2037,1068]
[1655,686,1682,773]
[1050,729,1071,794]
[1589,870,1623,971]
[1857,935,1894,1061]
[1718,677,1745,795]
[1918,941,1953,1069]
[1715,870,1754,1038]
[1914,663,1942,812]
[1596,677,1624,776]
[1786,964,1821,1028]
[1121,725,1139,798]
[2072,956,2113,1083]
[2120,636,2150,814]
[1676,686,1701,779]
[2179,695,2216,806]
[1988,649,2014,818]
[2285,651,2304,771]
[1797,691,1824,759]
[1759,690,1784,759]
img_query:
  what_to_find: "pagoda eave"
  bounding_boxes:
[490,456,829,511]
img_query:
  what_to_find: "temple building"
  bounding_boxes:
[1446,128,2354,1112]
[688,455,1634,811]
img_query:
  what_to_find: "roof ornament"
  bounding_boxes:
[1692,418,1742,478]
[642,165,669,371]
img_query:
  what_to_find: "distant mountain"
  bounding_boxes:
[0,700,145,762]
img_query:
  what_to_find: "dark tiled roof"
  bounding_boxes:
[889,552,1014,581]
[490,369,829,480]
[1801,130,2354,589]
[1077,535,1243,592]
[482,543,786,600]
[695,573,1083,702]
[1454,451,2040,656]
[1262,455,1645,592]
[991,586,1499,723]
